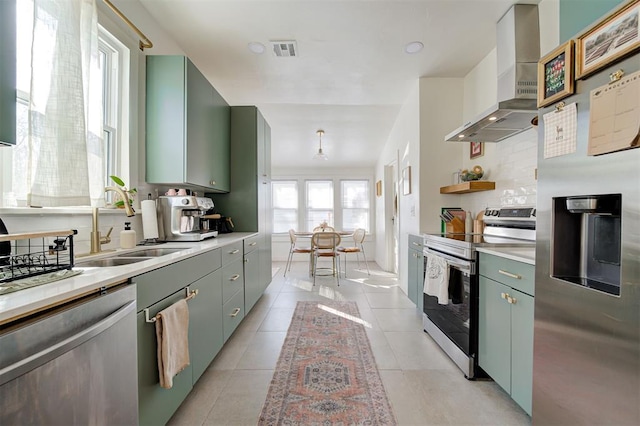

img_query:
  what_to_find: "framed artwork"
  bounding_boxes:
[538,40,575,107]
[470,141,484,159]
[375,180,382,197]
[576,0,640,80]
[402,166,411,195]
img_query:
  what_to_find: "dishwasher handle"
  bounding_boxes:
[0,299,136,387]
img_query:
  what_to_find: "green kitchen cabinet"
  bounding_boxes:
[210,106,272,304]
[478,253,534,415]
[244,236,262,312]
[146,55,230,192]
[407,234,425,311]
[0,0,16,146]
[188,268,223,383]
[136,248,223,426]
[137,289,193,426]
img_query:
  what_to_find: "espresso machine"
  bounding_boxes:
[157,196,218,241]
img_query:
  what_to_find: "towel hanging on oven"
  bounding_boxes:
[424,254,449,305]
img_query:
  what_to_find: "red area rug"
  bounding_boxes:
[258,301,397,425]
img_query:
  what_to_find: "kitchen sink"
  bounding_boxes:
[116,248,184,258]
[77,257,151,267]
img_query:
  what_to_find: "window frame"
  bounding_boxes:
[271,180,299,233]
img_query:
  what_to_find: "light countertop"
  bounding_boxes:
[0,233,257,325]
[476,246,536,265]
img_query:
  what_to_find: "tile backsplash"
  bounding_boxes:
[0,209,144,255]
[461,127,538,216]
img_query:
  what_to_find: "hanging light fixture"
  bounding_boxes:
[313,129,328,160]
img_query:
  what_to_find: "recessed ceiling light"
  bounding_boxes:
[404,41,424,54]
[458,134,465,138]
[488,116,497,121]
[248,42,266,54]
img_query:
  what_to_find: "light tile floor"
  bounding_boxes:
[168,261,531,425]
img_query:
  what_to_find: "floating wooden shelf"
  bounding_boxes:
[440,181,495,194]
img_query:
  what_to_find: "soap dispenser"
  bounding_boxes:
[120,222,137,249]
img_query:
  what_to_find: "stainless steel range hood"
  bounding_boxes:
[446,4,540,143]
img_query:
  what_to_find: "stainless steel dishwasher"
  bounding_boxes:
[0,283,138,425]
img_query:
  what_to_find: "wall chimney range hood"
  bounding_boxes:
[446,4,540,143]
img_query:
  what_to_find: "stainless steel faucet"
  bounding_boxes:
[89,186,136,254]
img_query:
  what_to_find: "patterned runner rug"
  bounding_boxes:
[258,301,397,425]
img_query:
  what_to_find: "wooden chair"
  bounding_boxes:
[337,228,370,277]
[284,229,313,277]
[311,232,341,286]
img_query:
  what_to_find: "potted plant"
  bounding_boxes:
[109,175,137,208]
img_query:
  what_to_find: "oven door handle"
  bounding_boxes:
[424,248,474,275]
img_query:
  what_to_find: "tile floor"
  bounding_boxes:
[168,261,531,425]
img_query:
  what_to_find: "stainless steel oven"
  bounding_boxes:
[422,207,536,379]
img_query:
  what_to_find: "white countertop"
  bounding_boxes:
[0,233,257,325]
[476,246,536,265]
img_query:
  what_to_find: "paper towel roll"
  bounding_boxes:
[141,200,159,240]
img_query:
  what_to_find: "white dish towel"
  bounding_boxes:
[424,254,449,305]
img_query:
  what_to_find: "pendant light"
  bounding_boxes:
[313,129,328,160]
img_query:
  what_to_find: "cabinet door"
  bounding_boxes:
[244,248,261,312]
[416,251,424,311]
[510,289,534,416]
[478,276,511,394]
[407,248,419,306]
[137,290,193,426]
[185,59,215,189]
[189,269,223,383]
[207,85,230,192]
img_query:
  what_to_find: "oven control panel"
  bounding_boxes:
[484,207,536,220]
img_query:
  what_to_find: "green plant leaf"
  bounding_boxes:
[110,175,125,187]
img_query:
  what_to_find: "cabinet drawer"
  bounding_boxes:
[479,253,534,296]
[221,259,243,304]
[222,289,244,342]
[244,234,261,254]
[136,249,221,311]
[222,241,243,265]
[408,234,424,250]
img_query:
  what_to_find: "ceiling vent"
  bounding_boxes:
[271,40,297,57]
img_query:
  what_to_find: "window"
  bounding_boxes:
[341,180,369,231]
[305,181,334,231]
[272,181,298,233]
[1,1,127,207]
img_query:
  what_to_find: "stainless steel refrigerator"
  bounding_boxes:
[533,49,640,424]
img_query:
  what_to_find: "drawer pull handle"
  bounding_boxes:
[501,292,509,300]
[507,296,517,305]
[412,242,421,247]
[210,180,216,186]
[249,242,257,246]
[498,269,521,279]
[229,308,241,317]
[230,274,240,281]
[229,249,239,255]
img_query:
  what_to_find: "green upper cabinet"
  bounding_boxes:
[0,0,16,146]
[145,55,230,192]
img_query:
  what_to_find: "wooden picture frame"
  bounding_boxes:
[402,166,411,195]
[375,180,382,197]
[470,141,483,159]
[576,0,640,80]
[538,40,575,107]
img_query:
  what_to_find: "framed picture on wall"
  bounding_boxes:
[470,141,484,159]
[576,0,640,80]
[538,40,575,107]
[402,167,411,195]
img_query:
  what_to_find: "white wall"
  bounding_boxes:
[372,81,419,291]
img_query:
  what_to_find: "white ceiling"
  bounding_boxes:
[134,0,537,170]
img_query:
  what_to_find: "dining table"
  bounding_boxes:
[293,230,353,276]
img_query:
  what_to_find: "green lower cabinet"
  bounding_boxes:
[407,235,424,311]
[137,290,193,426]
[189,269,223,383]
[510,287,534,415]
[244,248,261,312]
[478,275,534,416]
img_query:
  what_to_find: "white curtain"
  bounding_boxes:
[26,0,104,207]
